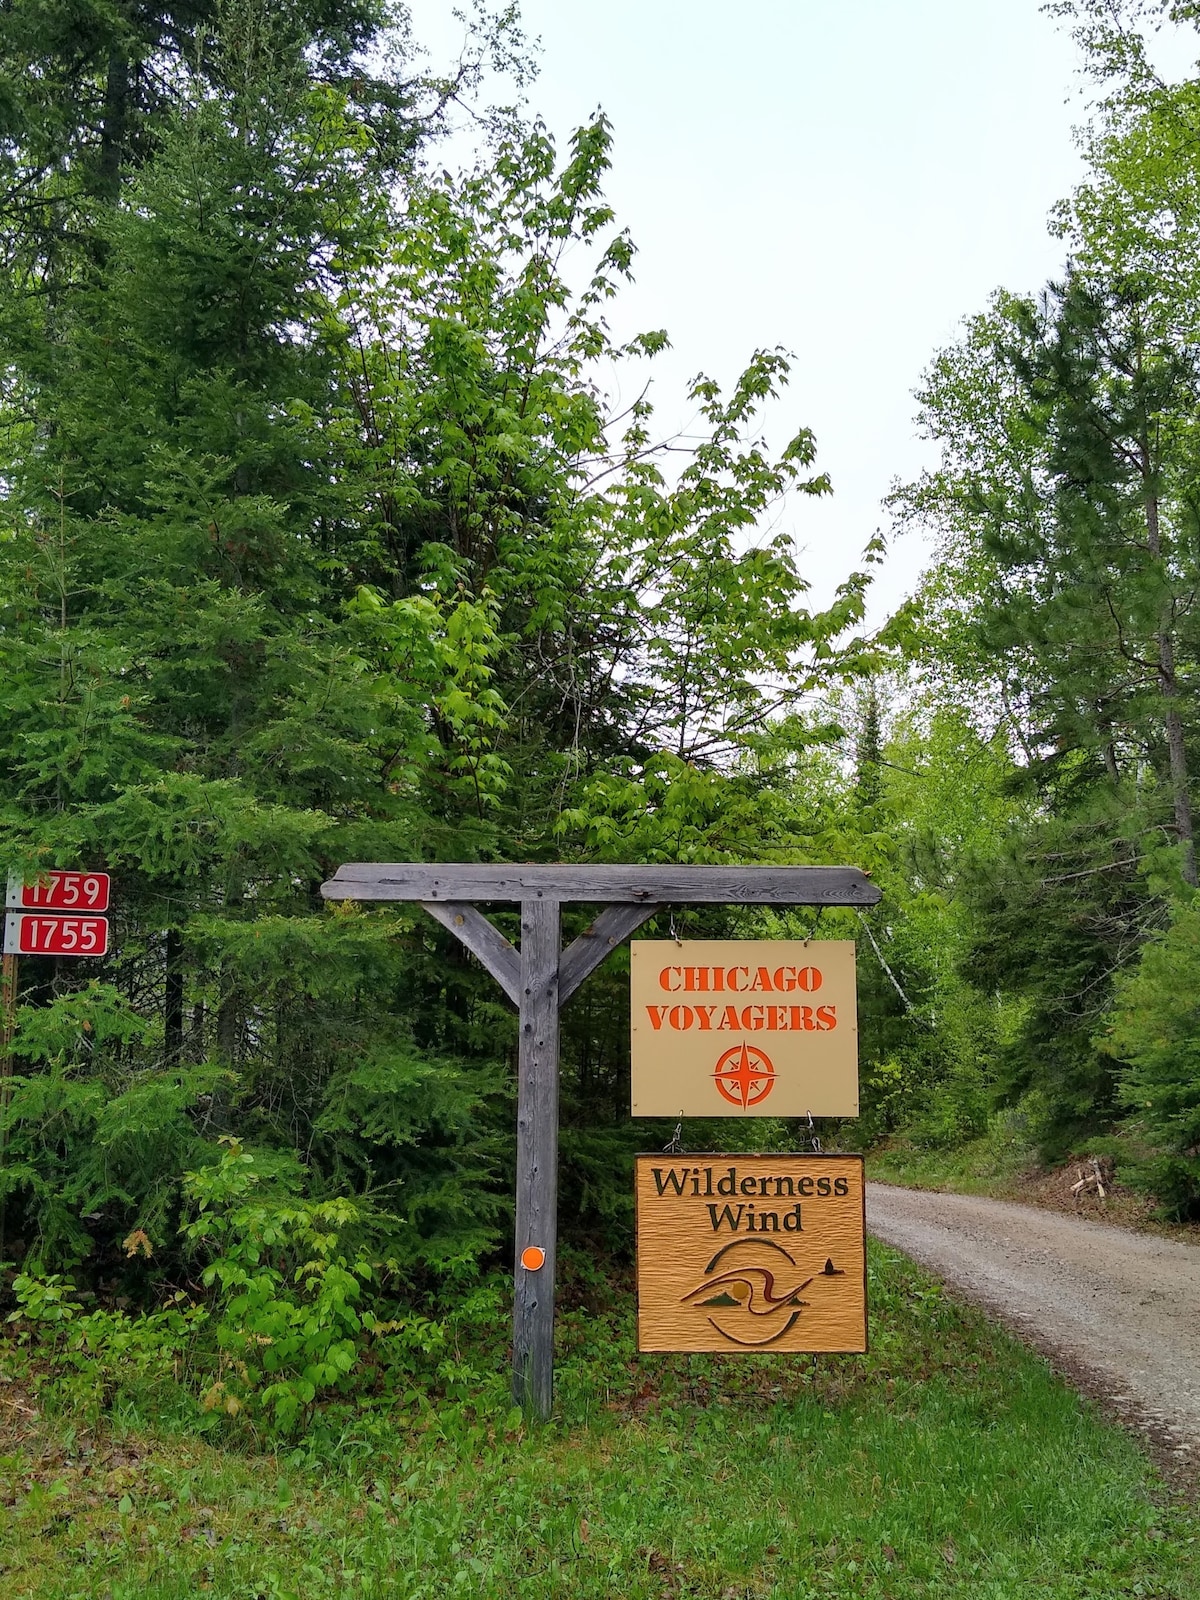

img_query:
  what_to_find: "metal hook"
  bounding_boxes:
[669,910,681,945]
[663,1119,684,1154]
[806,1110,821,1154]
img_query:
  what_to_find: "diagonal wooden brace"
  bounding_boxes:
[419,901,520,1004]
[421,900,662,1009]
[559,902,663,1005]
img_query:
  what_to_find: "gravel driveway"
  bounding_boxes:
[867,1183,1200,1465]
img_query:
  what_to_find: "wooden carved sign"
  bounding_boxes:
[630,941,859,1117]
[635,1153,866,1353]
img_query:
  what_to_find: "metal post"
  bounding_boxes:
[0,951,17,1260]
[512,898,560,1418]
[0,950,16,1070]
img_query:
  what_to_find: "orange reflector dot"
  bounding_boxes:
[520,1246,546,1271]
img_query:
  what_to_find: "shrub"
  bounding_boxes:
[183,1140,404,1433]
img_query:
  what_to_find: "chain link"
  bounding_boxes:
[662,1120,684,1154]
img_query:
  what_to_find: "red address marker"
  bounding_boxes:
[6,871,111,912]
[3,914,109,957]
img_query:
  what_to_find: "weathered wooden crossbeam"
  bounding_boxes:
[322,862,880,905]
[319,862,880,1418]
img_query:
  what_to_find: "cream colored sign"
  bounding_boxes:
[635,1153,867,1352]
[630,940,858,1117]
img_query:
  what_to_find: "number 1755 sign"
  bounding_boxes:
[3,915,108,956]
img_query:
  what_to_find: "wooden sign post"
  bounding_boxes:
[319,863,880,1418]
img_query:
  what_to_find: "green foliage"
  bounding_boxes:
[11,0,1200,1381]
[811,695,1021,1152]
[0,0,880,1294]
[176,1137,504,1434]
[955,787,1159,1155]
[1103,898,1200,1215]
[1,983,226,1268]
[881,2,1200,1170]
[6,1271,205,1428]
[868,1107,1043,1194]
[182,1141,387,1432]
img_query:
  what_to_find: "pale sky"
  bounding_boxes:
[405,2,1111,622]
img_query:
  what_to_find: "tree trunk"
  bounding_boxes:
[217,991,239,1065]
[164,927,184,1062]
[1144,487,1197,885]
[98,46,131,201]
[1156,630,1196,885]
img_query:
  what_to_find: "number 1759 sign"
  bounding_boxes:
[6,871,110,912]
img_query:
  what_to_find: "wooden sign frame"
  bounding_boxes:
[320,862,880,1417]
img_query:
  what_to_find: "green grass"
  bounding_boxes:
[866,1132,1037,1196]
[1,1243,1196,1599]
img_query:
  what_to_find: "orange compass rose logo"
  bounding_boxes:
[712,1042,775,1109]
